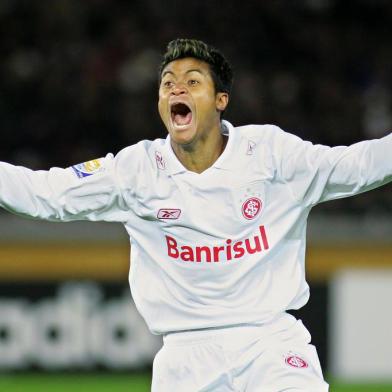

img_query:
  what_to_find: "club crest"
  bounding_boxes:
[242,197,262,220]
[285,354,308,369]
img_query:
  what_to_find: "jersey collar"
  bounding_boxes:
[163,120,236,175]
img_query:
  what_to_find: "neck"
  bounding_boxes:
[171,126,228,174]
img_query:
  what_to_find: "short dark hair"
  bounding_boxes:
[159,38,234,95]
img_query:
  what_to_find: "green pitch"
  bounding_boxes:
[0,373,391,391]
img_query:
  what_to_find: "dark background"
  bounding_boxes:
[0,0,391,214]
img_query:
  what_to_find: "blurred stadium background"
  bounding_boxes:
[0,0,391,390]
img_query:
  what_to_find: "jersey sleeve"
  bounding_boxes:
[0,154,129,222]
[272,127,392,206]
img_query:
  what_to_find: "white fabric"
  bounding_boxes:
[152,313,329,391]
[0,121,391,335]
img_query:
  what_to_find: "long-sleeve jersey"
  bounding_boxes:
[0,121,391,334]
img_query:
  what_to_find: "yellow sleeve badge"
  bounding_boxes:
[71,158,105,178]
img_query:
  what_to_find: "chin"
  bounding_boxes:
[171,134,195,147]
[169,124,197,146]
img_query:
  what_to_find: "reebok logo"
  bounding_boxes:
[158,209,181,220]
[155,151,166,170]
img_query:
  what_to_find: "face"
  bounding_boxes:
[158,57,228,148]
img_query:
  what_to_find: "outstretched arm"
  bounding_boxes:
[0,155,129,222]
[274,128,392,206]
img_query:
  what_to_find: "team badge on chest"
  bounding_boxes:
[242,197,262,219]
[233,180,266,222]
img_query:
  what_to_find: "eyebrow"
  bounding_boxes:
[161,69,205,79]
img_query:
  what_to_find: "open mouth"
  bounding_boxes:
[170,103,193,128]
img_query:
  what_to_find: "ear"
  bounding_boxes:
[216,92,229,113]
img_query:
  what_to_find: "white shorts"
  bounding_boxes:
[152,313,329,392]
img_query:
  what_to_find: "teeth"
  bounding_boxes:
[171,120,190,129]
[174,123,190,129]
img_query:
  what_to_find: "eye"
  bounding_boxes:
[188,79,199,86]
[162,80,174,88]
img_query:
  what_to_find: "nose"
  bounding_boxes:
[171,83,187,96]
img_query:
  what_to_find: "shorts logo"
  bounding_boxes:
[242,197,262,220]
[285,355,308,369]
[71,158,104,178]
[157,209,181,219]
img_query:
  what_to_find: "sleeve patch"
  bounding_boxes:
[71,158,105,178]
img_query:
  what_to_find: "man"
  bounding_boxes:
[0,38,391,391]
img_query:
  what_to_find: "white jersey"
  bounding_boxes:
[0,121,391,334]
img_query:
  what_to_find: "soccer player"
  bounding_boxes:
[1,38,391,391]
